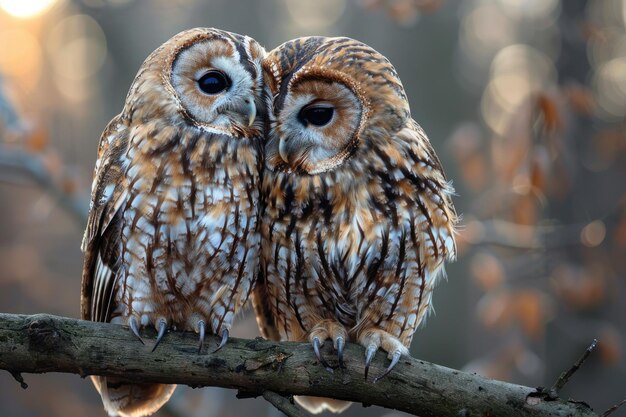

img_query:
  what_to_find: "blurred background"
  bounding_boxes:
[0,0,625,416]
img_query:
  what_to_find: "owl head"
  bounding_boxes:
[122,28,266,136]
[263,36,411,174]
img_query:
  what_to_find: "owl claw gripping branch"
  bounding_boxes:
[81,28,265,417]
[252,36,457,414]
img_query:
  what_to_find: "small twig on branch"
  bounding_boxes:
[602,399,626,417]
[549,339,598,399]
[262,391,307,417]
[9,371,28,389]
[0,312,600,417]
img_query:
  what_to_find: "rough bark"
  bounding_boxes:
[0,313,598,417]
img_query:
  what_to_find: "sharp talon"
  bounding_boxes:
[152,319,167,352]
[213,328,229,353]
[336,336,345,369]
[373,350,402,383]
[364,344,377,381]
[313,337,334,373]
[197,320,206,354]
[128,317,145,345]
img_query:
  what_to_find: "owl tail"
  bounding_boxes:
[91,376,176,417]
[295,396,352,414]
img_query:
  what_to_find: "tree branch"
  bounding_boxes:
[0,313,598,417]
[0,146,88,225]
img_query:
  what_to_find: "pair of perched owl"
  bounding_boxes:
[81,28,457,417]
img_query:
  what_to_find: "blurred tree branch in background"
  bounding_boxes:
[0,313,601,417]
[0,74,88,226]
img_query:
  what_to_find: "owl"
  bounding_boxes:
[80,28,265,417]
[252,36,457,414]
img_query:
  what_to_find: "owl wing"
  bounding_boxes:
[402,118,457,264]
[80,115,130,322]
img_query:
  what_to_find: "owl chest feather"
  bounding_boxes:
[117,134,260,322]
[266,177,392,323]
[265,167,453,331]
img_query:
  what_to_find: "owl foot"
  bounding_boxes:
[151,318,168,352]
[197,320,206,354]
[309,320,348,372]
[128,316,145,345]
[212,328,229,353]
[358,328,409,383]
[312,336,334,372]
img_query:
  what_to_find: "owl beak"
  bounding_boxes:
[278,136,289,163]
[245,98,256,127]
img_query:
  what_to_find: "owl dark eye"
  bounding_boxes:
[197,70,231,95]
[299,105,334,127]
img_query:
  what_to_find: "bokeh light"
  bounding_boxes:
[46,14,107,101]
[0,29,42,92]
[581,220,607,247]
[497,0,559,19]
[481,45,555,135]
[460,4,515,66]
[0,0,59,18]
[594,56,626,119]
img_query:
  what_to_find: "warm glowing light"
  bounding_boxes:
[594,57,626,119]
[0,0,58,18]
[0,29,42,92]
[47,14,107,101]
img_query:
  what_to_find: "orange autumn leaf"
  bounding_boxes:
[551,264,606,309]
[413,0,443,13]
[599,327,622,365]
[615,202,626,248]
[536,93,562,133]
[447,123,488,191]
[492,98,535,184]
[594,127,626,163]
[471,252,505,291]
[477,291,515,329]
[462,153,488,191]
[40,151,63,177]
[463,344,523,381]
[514,289,549,340]
[389,1,420,24]
[579,22,609,43]
[530,146,550,195]
[563,84,595,115]
[512,192,538,226]
[360,0,384,10]
[25,128,48,153]
[61,176,79,195]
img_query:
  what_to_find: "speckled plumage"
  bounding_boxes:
[81,28,265,417]
[253,36,457,414]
